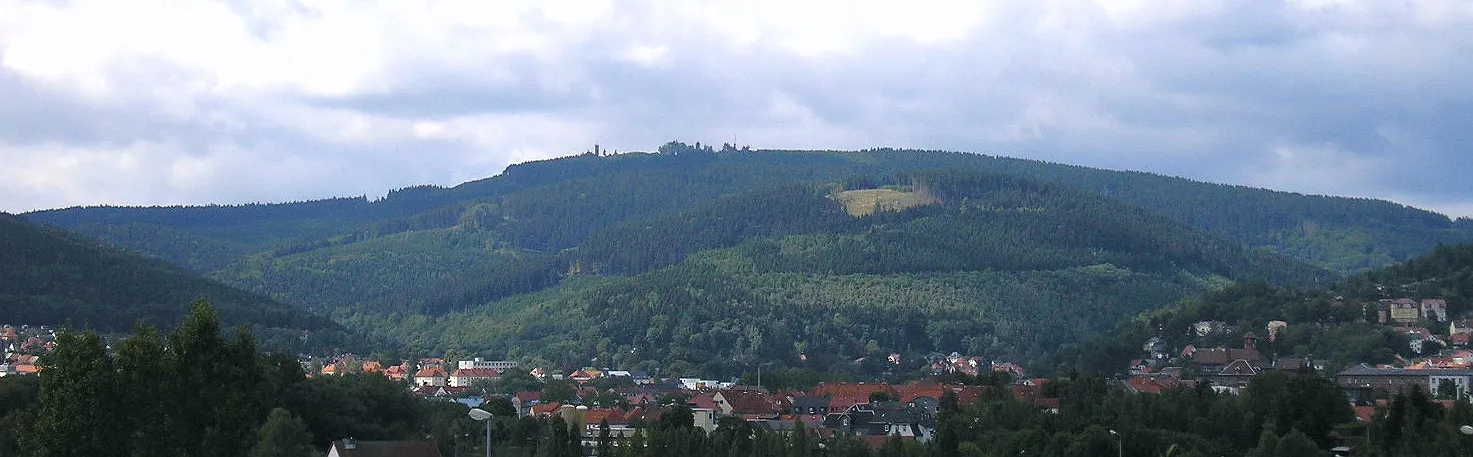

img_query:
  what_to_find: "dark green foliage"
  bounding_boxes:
[0,375,38,456]
[6,301,449,456]
[250,408,317,457]
[0,213,334,334]
[541,380,578,404]
[26,147,1465,321]
[1240,371,1353,449]
[19,148,1473,378]
[578,183,854,275]
[15,330,120,457]
[1064,242,1473,378]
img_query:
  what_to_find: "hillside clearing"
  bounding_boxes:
[830,188,938,217]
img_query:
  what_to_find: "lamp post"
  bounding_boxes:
[469,408,493,457]
[1108,430,1122,457]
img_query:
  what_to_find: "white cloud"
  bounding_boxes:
[1,0,1472,217]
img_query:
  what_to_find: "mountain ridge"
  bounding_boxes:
[18,145,1473,371]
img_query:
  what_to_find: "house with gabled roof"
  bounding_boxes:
[892,382,946,405]
[411,385,474,399]
[1395,327,1445,354]
[1209,359,1262,387]
[449,368,500,387]
[531,402,564,417]
[791,395,831,415]
[1191,346,1262,374]
[414,366,448,387]
[713,390,779,419]
[569,369,598,383]
[384,362,410,381]
[811,383,896,413]
[1125,376,1178,394]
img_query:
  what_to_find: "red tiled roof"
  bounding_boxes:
[892,382,946,403]
[581,408,627,426]
[689,392,719,409]
[811,382,896,399]
[452,368,501,378]
[1009,384,1039,400]
[532,403,563,415]
[1034,397,1060,409]
[415,366,447,378]
[626,406,671,423]
[717,390,777,415]
[1353,406,1377,423]
[950,385,990,407]
[1128,377,1168,394]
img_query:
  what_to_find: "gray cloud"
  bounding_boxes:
[2,0,1471,218]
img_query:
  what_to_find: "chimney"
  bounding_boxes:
[1243,332,1258,350]
[344,438,357,450]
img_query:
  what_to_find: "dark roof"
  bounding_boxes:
[718,390,777,415]
[1192,348,1262,366]
[791,395,832,409]
[329,439,442,457]
[1336,364,1473,377]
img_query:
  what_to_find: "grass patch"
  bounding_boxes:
[830,188,938,217]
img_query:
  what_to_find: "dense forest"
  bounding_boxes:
[331,170,1337,376]
[31,147,1472,276]
[19,144,1473,373]
[10,244,1473,456]
[0,302,481,457]
[0,213,367,354]
[1058,242,1473,377]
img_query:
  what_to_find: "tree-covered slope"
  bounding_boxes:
[1063,242,1473,377]
[27,147,1472,281]
[333,172,1333,375]
[0,213,336,334]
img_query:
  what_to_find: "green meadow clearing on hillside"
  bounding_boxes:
[829,187,938,216]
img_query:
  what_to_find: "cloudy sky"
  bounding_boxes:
[3,0,1472,217]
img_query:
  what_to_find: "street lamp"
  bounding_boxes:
[1108,430,1122,457]
[469,408,493,457]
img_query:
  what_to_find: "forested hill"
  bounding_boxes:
[346,170,1335,375]
[1064,242,1473,377]
[28,146,1472,275]
[0,213,343,345]
[17,145,1471,372]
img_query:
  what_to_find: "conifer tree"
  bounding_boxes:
[250,408,317,457]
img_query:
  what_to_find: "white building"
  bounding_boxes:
[458,357,520,371]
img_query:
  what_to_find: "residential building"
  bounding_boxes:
[449,368,500,387]
[457,358,520,371]
[414,366,448,387]
[1335,365,1473,401]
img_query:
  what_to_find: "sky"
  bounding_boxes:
[3,0,1472,217]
